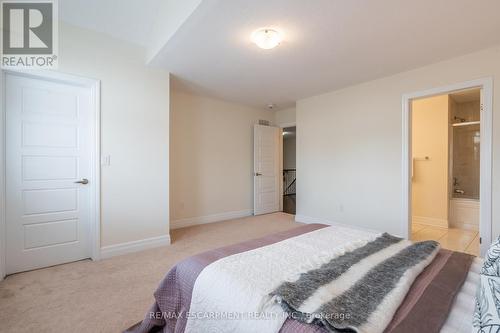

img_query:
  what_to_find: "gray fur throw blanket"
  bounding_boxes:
[270,233,439,333]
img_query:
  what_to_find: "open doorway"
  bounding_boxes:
[402,78,493,257]
[282,127,296,214]
[410,89,480,255]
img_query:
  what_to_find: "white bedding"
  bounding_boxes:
[185,225,377,333]
[184,224,480,333]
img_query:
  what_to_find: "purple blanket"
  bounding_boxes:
[127,224,472,333]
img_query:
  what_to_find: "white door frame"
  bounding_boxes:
[0,69,101,279]
[402,77,493,256]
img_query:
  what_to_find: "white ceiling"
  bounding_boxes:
[60,0,164,47]
[61,0,500,110]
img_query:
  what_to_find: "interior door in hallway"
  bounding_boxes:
[253,124,281,215]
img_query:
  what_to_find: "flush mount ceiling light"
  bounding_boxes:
[251,28,282,49]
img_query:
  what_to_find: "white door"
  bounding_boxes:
[6,73,92,274]
[254,124,281,215]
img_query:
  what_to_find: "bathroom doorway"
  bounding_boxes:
[402,78,493,257]
[410,89,480,255]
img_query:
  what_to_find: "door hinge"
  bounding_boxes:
[480,237,482,244]
[480,104,484,112]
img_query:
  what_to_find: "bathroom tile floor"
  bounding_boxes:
[411,223,479,257]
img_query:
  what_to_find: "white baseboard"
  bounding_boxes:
[171,209,253,230]
[412,216,448,228]
[100,234,171,259]
[295,215,380,234]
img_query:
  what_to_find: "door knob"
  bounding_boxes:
[75,178,89,184]
[255,173,262,176]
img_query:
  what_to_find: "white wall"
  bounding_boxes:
[59,23,170,247]
[275,106,296,126]
[170,90,274,228]
[297,46,500,237]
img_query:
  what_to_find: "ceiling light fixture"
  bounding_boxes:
[251,28,282,49]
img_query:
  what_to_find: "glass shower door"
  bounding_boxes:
[452,123,480,200]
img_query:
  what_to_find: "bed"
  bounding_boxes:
[127,223,480,333]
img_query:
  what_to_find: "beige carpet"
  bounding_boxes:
[0,213,300,333]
